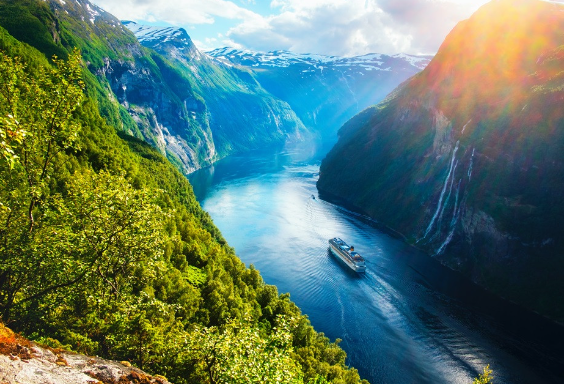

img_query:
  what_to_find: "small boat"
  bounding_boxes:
[311,194,316,200]
[328,237,366,273]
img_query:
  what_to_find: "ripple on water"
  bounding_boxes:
[190,150,564,384]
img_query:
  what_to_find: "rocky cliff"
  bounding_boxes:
[0,0,307,174]
[124,22,308,158]
[208,48,432,145]
[317,0,564,321]
[0,324,171,384]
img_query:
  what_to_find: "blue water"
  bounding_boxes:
[189,145,564,384]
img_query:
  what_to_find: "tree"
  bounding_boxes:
[0,49,84,228]
[0,49,168,320]
[184,315,303,384]
[473,365,493,384]
[0,49,84,320]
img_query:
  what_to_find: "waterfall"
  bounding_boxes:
[435,224,456,255]
[435,179,462,255]
[467,148,475,180]
[421,141,459,241]
[450,179,462,227]
[436,160,458,229]
[461,119,472,134]
[425,161,458,244]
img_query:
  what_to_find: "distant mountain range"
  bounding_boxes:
[208,47,431,145]
[207,47,429,71]
[317,0,564,321]
[122,20,309,171]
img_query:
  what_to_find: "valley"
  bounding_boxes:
[189,146,564,384]
[1,0,564,383]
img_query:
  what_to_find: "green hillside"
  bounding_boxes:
[0,0,309,176]
[0,14,367,384]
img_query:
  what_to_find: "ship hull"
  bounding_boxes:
[329,241,366,273]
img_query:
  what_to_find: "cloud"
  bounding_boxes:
[228,0,488,56]
[91,0,491,56]
[91,0,260,25]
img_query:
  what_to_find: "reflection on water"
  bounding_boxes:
[189,146,564,384]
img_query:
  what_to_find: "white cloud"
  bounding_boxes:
[226,0,486,55]
[91,0,491,56]
[91,0,260,25]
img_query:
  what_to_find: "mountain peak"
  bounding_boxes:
[122,21,191,45]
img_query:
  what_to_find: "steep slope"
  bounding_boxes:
[0,0,216,173]
[0,0,307,174]
[124,22,307,157]
[208,47,431,144]
[0,17,368,384]
[317,0,564,320]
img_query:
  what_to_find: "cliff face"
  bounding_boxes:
[125,22,308,158]
[0,0,307,174]
[93,54,216,174]
[28,0,219,173]
[317,0,564,320]
[208,48,431,144]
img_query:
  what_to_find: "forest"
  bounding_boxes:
[0,25,368,384]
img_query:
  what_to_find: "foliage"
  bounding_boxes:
[0,23,368,384]
[0,48,85,319]
[0,0,67,60]
[185,315,303,384]
[473,365,493,384]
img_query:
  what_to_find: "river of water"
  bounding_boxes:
[188,145,564,384]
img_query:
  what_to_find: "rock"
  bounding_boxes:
[0,325,172,384]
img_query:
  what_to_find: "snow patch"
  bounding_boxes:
[391,53,432,69]
[207,47,432,72]
[85,3,100,24]
[123,21,190,45]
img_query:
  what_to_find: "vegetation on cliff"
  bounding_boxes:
[0,24,367,384]
[0,0,309,175]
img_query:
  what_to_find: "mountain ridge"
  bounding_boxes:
[207,47,430,70]
[317,0,564,321]
[206,45,432,145]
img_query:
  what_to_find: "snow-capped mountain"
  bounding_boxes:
[208,47,430,72]
[207,47,432,143]
[123,22,308,159]
[123,21,205,62]
[124,22,432,148]
[123,22,189,44]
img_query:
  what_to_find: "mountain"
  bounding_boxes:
[0,0,216,174]
[317,0,564,321]
[208,47,432,144]
[0,0,307,174]
[123,21,308,160]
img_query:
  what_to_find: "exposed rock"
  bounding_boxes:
[318,0,564,321]
[0,325,170,384]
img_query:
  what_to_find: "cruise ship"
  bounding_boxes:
[328,237,366,273]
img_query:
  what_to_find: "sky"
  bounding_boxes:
[88,0,496,56]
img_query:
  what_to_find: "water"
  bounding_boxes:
[189,145,564,384]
